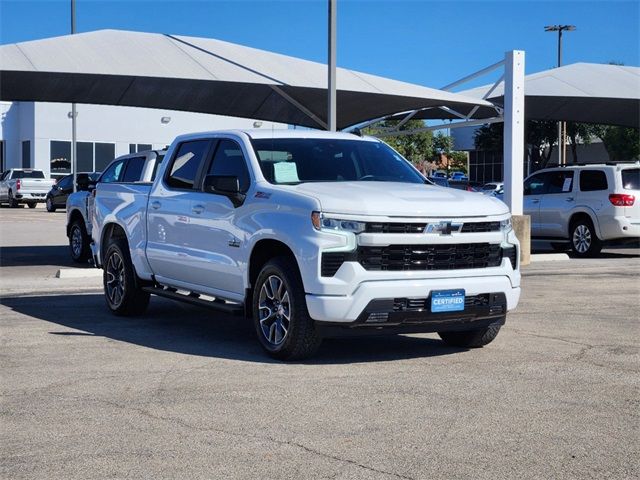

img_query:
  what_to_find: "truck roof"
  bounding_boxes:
[173,129,379,142]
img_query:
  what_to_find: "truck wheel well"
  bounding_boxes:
[569,212,595,238]
[248,240,298,290]
[67,210,85,236]
[101,223,127,261]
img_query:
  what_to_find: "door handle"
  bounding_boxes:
[532,199,540,204]
[192,204,205,214]
[150,201,161,210]
[565,197,574,202]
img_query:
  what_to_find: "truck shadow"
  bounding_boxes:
[2,294,466,364]
[0,245,90,268]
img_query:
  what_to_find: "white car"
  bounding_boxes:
[92,130,520,360]
[0,169,55,208]
[481,182,504,196]
[523,163,640,256]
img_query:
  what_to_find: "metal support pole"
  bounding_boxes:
[327,0,337,131]
[503,50,525,216]
[71,0,77,191]
[557,29,563,165]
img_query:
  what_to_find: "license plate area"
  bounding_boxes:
[431,289,465,313]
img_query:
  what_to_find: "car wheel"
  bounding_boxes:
[45,196,56,212]
[27,202,37,209]
[8,190,18,208]
[69,219,91,263]
[570,218,602,257]
[252,256,321,360]
[438,322,502,348]
[103,237,150,316]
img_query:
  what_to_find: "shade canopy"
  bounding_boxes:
[0,29,496,130]
[389,63,640,128]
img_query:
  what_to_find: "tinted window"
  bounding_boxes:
[546,171,574,194]
[122,157,145,182]
[95,143,116,171]
[207,139,250,192]
[100,160,125,183]
[12,170,45,179]
[251,138,424,185]
[150,154,164,181]
[524,173,548,195]
[166,141,210,189]
[580,170,608,191]
[57,175,73,190]
[621,168,639,190]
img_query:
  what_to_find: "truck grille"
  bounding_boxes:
[364,221,501,234]
[357,243,502,271]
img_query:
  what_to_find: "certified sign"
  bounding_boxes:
[431,289,466,313]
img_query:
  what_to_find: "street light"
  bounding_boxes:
[545,25,576,165]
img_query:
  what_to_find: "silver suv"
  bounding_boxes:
[523,163,640,256]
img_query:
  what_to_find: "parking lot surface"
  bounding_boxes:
[1,206,639,479]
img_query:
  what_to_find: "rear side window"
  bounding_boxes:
[621,168,639,190]
[122,157,145,182]
[580,170,608,191]
[100,159,125,183]
[207,139,250,192]
[166,141,210,189]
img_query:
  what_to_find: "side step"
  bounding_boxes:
[142,286,244,316]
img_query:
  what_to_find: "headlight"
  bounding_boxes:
[500,218,512,232]
[311,211,366,234]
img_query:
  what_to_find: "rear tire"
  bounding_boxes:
[252,256,321,360]
[103,237,150,316]
[27,202,37,209]
[438,322,502,348]
[69,219,92,263]
[570,217,602,257]
[46,196,56,212]
[8,190,18,208]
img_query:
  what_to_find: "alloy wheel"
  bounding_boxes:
[71,226,83,258]
[258,275,291,346]
[573,224,592,254]
[106,251,126,308]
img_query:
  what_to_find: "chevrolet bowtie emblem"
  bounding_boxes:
[425,221,463,235]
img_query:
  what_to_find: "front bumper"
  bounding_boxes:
[306,274,520,324]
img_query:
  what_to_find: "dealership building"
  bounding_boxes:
[0,101,285,178]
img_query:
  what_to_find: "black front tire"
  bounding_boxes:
[570,218,602,257]
[252,256,321,360]
[69,219,92,263]
[45,196,56,212]
[438,322,502,348]
[103,237,150,316]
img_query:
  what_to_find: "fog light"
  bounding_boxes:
[366,312,389,323]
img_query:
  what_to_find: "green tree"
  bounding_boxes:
[584,125,640,161]
[447,151,468,174]
[364,119,434,166]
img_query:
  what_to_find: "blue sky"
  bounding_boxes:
[0,0,638,91]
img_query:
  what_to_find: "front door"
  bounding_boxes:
[523,172,549,236]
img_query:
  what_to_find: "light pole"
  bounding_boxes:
[544,24,575,165]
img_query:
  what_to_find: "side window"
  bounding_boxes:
[166,140,210,189]
[58,175,73,190]
[121,157,146,182]
[150,154,165,182]
[207,139,250,192]
[100,159,125,183]
[546,171,574,194]
[524,173,548,196]
[580,170,608,192]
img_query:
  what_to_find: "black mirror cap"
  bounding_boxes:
[203,175,240,194]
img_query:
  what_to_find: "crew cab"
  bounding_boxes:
[92,130,520,360]
[66,150,164,262]
[0,169,55,208]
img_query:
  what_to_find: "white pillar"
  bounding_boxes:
[327,0,337,131]
[503,50,525,215]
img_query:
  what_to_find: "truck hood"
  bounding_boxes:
[291,181,509,217]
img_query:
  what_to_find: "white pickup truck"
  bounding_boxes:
[92,130,520,360]
[0,169,55,208]
[66,150,164,262]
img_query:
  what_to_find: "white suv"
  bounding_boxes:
[524,163,640,256]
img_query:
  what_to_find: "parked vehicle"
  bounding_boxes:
[92,130,520,360]
[431,170,447,178]
[523,163,640,256]
[45,172,101,212]
[429,176,450,188]
[449,180,482,192]
[481,182,504,196]
[449,171,469,181]
[0,169,55,208]
[66,150,164,262]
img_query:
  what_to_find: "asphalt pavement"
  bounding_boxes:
[1,205,639,479]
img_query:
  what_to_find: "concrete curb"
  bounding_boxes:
[529,253,571,262]
[56,268,103,279]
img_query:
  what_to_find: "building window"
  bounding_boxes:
[129,144,137,154]
[137,144,152,152]
[50,141,71,174]
[22,141,31,168]
[95,143,116,171]
[77,142,94,173]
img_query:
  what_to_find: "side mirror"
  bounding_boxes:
[203,175,245,207]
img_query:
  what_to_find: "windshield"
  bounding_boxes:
[251,138,424,185]
[622,168,639,190]
[12,170,45,179]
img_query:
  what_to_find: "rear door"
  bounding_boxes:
[146,139,213,286]
[523,172,549,236]
[538,170,575,237]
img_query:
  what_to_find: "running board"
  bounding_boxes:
[142,286,244,316]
